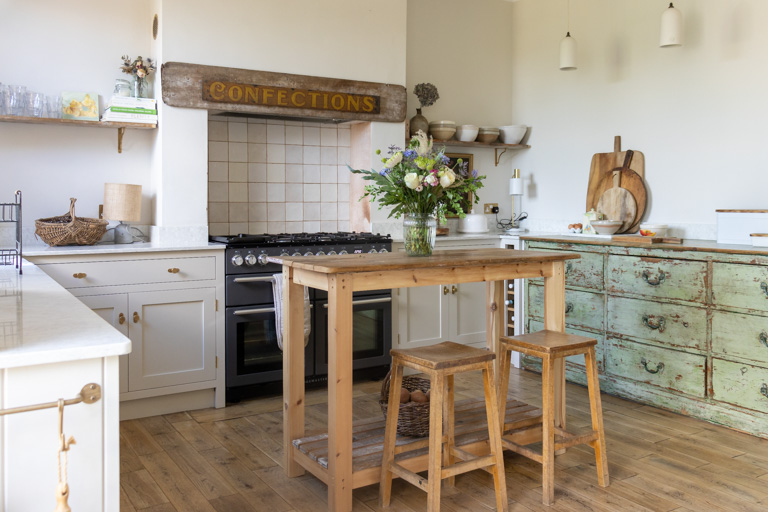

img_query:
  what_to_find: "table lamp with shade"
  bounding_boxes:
[506,169,528,233]
[103,183,142,244]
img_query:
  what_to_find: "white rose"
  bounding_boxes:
[404,172,420,189]
[424,174,438,187]
[385,152,403,169]
[413,130,432,157]
[439,169,456,187]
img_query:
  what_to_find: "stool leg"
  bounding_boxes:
[541,354,555,506]
[443,373,455,488]
[427,372,444,512]
[585,347,609,487]
[554,356,567,456]
[497,344,511,433]
[379,364,404,507]
[482,362,509,512]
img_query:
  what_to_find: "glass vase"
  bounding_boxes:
[403,213,437,256]
[133,77,146,98]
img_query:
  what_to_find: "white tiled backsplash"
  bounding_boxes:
[208,115,351,235]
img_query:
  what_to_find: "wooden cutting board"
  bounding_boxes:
[596,173,637,233]
[586,136,646,221]
[593,166,647,233]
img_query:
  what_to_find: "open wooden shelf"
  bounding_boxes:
[0,115,156,153]
[407,138,531,166]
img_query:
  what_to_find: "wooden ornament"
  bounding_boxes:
[54,481,71,512]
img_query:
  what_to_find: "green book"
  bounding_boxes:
[107,106,158,115]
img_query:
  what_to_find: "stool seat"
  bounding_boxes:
[500,331,597,354]
[390,341,495,370]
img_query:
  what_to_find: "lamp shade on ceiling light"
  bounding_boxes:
[660,2,683,47]
[103,183,142,222]
[559,32,577,70]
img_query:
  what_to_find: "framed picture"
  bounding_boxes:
[61,91,99,120]
[444,153,474,217]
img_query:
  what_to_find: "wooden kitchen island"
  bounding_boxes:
[271,248,579,512]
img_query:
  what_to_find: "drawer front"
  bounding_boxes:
[528,320,603,371]
[528,284,604,331]
[713,262,768,313]
[712,311,768,366]
[38,257,217,289]
[712,359,768,412]
[528,249,603,290]
[606,255,707,303]
[606,296,706,350]
[605,338,706,396]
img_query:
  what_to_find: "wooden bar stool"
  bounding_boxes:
[380,341,508,512]
[497,330,609,506]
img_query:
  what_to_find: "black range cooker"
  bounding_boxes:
[210,232,393,398]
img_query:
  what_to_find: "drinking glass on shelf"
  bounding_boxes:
[29,92,44,117]
[0,85,10,116]
[47,95,61,118]
[9,85,26,116]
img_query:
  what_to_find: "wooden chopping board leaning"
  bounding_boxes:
[596,150,637,234]
[587,136,648,233]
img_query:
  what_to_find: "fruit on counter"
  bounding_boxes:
[399,387,411,403]
[640,229,656,237]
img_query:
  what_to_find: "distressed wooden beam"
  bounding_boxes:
[161,61,406,123]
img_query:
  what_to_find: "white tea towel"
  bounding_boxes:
[272,273,311,350]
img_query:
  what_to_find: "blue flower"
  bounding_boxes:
[404,149,416,159]
[380,169,388,175]
[472,169,478,178]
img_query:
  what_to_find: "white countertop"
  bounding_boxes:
[0,262,131,369]
[23,240,224,257]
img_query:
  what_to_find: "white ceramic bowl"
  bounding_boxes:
[455,125,479,142]
[592,220,623,235]
[639,223,668,237]
[458,213,489,233]
[499,125,527,144]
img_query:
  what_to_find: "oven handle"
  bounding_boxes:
[233,276,276,283]
[321,297,392,309]
[232,304,313,316]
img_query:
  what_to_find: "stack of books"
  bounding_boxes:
[101,96,157,125]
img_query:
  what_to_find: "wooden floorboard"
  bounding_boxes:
[120,368,768,511]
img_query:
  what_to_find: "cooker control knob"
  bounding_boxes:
[231,253,244,266]
[292,251,302,257]
[379,248,388,253]
[315,250,326,256]
[304,251,314,256]
[244,253,257,266]
[280,251,290,257]
[328,250,337,256]
[257,253,269,265]
[368,249,377,253]
[339,250,348,255]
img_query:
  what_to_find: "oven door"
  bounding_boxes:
[225,304,314,388]
[314,293,392,375]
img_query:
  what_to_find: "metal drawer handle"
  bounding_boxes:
[642,314,666,332]
[641,269,666,286]
[72,273,87,279]
[322,297,392,308]
[168,267,180,274]
[565,302,574,314]
[233,276,276,283]
[640,358,664,374]
[762,282,768,298]
[234,307,276,315]
[118,313,125,325]
[761,384,768,398]
[760,331,768,348]
[133,312,140,323]
[565,262,573,275]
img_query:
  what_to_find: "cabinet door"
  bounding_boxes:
[452,281,488,346]
[397,285,449,349]
[78,293,130,393]
[127,288,216,391]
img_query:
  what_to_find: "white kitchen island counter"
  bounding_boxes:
[0,261,129,512]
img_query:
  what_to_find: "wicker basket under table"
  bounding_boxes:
[379,369,431,437]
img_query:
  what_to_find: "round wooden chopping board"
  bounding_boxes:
[596,186,637,233]
[593,168,647,233]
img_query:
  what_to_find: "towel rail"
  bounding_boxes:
[0,383,101,417]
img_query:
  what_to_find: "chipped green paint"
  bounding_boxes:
[712,359,768,412]
[607,296,707,350]
[606,254,707,303]
[605,338,706,397]
[527,247,604,290]
[528,319,604,372]
[712,311,768,365]
[528,284,604,331]
[712,262,768,313]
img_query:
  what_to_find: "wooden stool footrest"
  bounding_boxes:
[555,431,599,451]
[441,455,497,479]
[389,462,428,492]
[394,435,447,455]
[500,438,544,464]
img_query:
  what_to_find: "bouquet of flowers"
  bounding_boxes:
[120,55,156,96]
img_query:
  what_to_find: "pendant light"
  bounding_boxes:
[659,2,683,47]
[559,0,577,70]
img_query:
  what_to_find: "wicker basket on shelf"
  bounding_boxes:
[34,198,108,246]
[379,369,431,437]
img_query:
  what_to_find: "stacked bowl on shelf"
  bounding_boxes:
[428,120,455,140]
[427,121,528,144]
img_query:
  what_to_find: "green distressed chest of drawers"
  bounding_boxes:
[524,236,768,439]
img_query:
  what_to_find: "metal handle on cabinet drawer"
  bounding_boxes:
[760,331,768,348]
[133,312,140,323]
[168,267,180,274]
[565,262,573,275]
[72,273,87,279]
[642,314,666,332]
[640,358,664,374]
[118,313,125,325]
[761,383,768,398]
[565,302,574,314]
[762,282,768,298]
[641,269,666,286]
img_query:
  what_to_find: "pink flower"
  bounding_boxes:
[136,69,146,78]
[424,174,438,187]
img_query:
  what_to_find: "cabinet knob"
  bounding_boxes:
[168,267,180,274]
[133,312,140,323]
[72,273,87,279]
[443,286,449,295]
[118,313,126,325]
[451,285,458,295]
